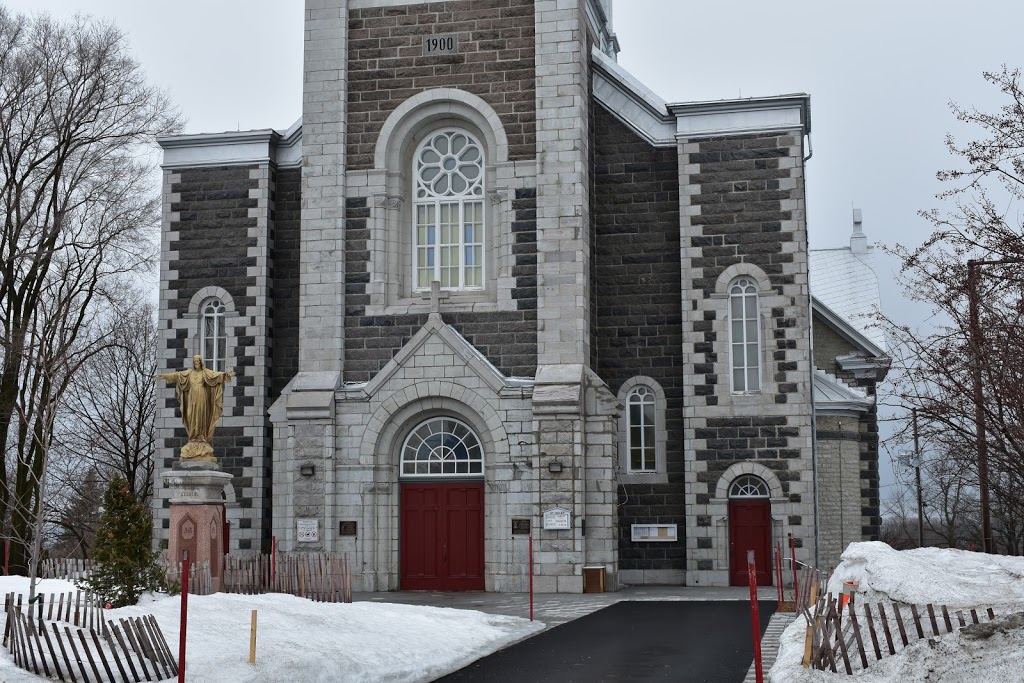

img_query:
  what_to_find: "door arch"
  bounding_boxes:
[399,416,485,591]
[728,474,772,586]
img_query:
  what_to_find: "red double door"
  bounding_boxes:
[400,482,485,591]
[729,499,772,586]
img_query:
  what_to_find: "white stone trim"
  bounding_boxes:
[616,376,667,485]
[591,48,674,147]
[713,263,774,296]
[714,462,786,503]
[374,88,509,170]
[670,96,811,140]
[362,383,511,469]
[158,124,302,169]
[186,286,238,316]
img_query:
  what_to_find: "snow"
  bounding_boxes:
[769,542,1024,683]
[0,576,543,683]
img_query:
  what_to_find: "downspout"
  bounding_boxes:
[802,120,819,568]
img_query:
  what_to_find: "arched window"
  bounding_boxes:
[627,385,657,472]
[401,417,484,477]
[413,130,485,291]
[201,298,226,371]
[729,277,760,393]
[729,475,770,499]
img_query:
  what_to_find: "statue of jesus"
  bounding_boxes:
[156,355,236,462]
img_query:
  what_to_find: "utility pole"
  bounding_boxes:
[912,408,924,548]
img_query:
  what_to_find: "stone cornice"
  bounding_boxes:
[158,118,302,169]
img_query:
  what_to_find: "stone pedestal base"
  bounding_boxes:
[162,469,233,592]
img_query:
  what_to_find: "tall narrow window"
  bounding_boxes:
[202,298,226,371]
[413,130,484,291]
[729,278,760,393]
[627,385,656,472]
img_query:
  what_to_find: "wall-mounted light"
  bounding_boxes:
[547,461,563,474]
[300,464,315,477]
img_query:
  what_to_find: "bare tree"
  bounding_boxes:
[880,66,1024,554]
[60,301,158,502]
[0,8,181,572]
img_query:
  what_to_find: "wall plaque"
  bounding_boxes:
[423,33,459,56]
[297,518,319,543]
[339,520,358,536]
[543,507,571,530]
[512,518,531,535]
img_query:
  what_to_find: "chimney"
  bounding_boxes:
[850,208,867,254]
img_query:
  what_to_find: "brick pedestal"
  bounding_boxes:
[162,468,233,592]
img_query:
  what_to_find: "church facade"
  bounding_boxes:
[154,0,888,592]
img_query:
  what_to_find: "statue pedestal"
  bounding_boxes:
[162,468,233,593]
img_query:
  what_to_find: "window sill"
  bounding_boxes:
[619,471,668,485]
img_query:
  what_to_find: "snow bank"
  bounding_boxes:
[826,541,1024,609]
[769,542,1024,683]
[0,576,543,683]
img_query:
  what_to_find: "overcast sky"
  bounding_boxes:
[9,0,1023,495]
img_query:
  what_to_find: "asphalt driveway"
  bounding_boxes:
[436,600,777,682]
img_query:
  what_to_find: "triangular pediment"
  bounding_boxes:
[362,313,529,398]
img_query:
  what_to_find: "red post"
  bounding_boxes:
[179,551,189,683]
[747,550,764,683]
[774,543,784,609]
[789,535,799,607]
[528,534,534,622]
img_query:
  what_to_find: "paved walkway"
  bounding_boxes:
[355,586,793,681]
[355,585,779,627]
[433,600,778,682]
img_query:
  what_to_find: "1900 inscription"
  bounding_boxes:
[423,33,458,55]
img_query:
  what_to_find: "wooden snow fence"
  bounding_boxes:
[222,553,352,604]
[40,558,92,581]
[2,592,177,683]
[802,593,999,674]
[164,559,214,596]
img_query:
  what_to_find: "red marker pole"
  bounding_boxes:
[179,550,189,683]
[789,535,799,607]
[774,544,784,609]
[528,534,534,622]
[748,550,764,683]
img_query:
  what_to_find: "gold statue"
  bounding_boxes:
[156,355,236,462]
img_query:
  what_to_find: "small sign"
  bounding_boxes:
[631,524,678,542]
[512,518,531,535]
[339,520,358,536]
[423,33,459,56]
[543,508,571,530]
[297,518,319,543]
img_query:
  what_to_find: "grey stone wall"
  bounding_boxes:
[590,104,685,579]
[679,130,816,585]
[346,0,537,169]
[271,167,301,399]
[156,164,273,551]
[811,317,883,544]
[341,192,538,383]
[815,416,864,569]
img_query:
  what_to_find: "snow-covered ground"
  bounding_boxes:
[770,542,1024,683]
[0,576,543,682]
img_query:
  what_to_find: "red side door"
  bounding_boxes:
[401,482,484,591]
[729,499,772,586]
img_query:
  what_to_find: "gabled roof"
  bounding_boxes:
[811,296,886,359]
[590,47,810,148]
[813,368,873,415]
[809,244,886,352]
